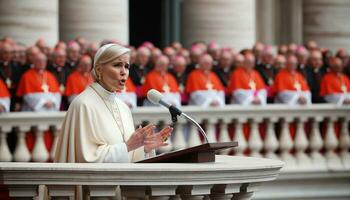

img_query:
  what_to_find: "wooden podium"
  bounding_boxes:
[137,142,238,163]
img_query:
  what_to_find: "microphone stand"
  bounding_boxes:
[168,105,209,143]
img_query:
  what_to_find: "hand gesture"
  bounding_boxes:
[126,124,155,152]
[144,126,173,153]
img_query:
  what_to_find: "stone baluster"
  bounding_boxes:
[83,185,118,199]
[248,118,263,157]
[233,119,247,156]
[147,185,177,200]
[324,117,342,170]
[13,126,31,162]
[48,185,75,200]
[177,185,213,200]
[121,186,147,200]
[309,117,327,170]
[206,119,217,143]
[263,118,279,160]
[232,183,259,200]
[187,122,202,147]
[279,118,296,170]
[32,126,50,162]
[218,119,232,155]
[294,117,312,170]
[172,122,187,150]
[7,185,39,200]
[0,127,12,162]
[209,184,241,200]
[339,118,350,169]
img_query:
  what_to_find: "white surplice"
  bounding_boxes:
[22,92,61,112]
[324,93,350,106]
[54,82,150,163]
[189,90,225,107]
[0,97,10,112]
[231,89,267,105]
[274,90,312,105]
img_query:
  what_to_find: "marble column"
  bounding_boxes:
[0,0,58,46]
[303,0,350,51]
[255,0,278,45]
[182,0,256,50]
[59,0,129,44]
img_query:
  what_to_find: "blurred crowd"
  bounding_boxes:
[0,36,350,113]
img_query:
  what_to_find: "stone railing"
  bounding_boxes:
[0,104,349,170]
[0,104,349,199]
[0,155,283,199]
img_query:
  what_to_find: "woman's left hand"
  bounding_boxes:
[144,126,173,153]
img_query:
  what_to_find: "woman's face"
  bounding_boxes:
[97,53,130,92]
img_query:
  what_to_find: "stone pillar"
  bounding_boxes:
[59,0,129,44]
[303,0,350,51]
[277,0,303,44]
[256,0,278,45]
[182,0,256,50]
[0,0,58,46]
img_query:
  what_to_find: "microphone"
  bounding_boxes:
[147,89,209,143]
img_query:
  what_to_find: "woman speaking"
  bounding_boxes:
[54,43,172,163]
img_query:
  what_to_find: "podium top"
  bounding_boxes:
[137,142,238,163]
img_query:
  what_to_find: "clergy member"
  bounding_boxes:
[186,54,225,107]
[64,55,94,104]
[16,53,61,111]
[320,57,350,105]
[141,55,181,107]
[228,53,267,105]
[55,43,172,163]
[0,78,10,113]
[273,54,311,105]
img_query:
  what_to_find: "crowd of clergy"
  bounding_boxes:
[0,36,350,113]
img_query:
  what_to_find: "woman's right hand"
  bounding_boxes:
[126,124,155,152]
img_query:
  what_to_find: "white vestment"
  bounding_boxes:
[324,93,350,106]
[0,97,10,112]
[274,90,311,105]
[54,82,149,163]
[189,90,225,107]
[231,89,267,105]
[22,92,61,111]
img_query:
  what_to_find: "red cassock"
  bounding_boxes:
[0,78,10,98]
[320,72,350,96]
[227,67,266,92]
[140,70,179,97]
[64,71,94,97]
[17,68,60,96]
[273,69,309,93]
[186,69,224,93]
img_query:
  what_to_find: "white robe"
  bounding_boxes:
[54,82,147,163]
[324,93,350,106]
[189,90,225,107]
[231,89,267,105]
[0,97,10,112]
[275,90,311,105]
[22,92,61,112]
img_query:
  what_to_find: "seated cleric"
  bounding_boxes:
[54,44,172,163]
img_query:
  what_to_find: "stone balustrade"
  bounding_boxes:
[0,155,283,199]
[0,104,349,199]
[0,104,349,171]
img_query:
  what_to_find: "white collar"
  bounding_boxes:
[91,82,116,101]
